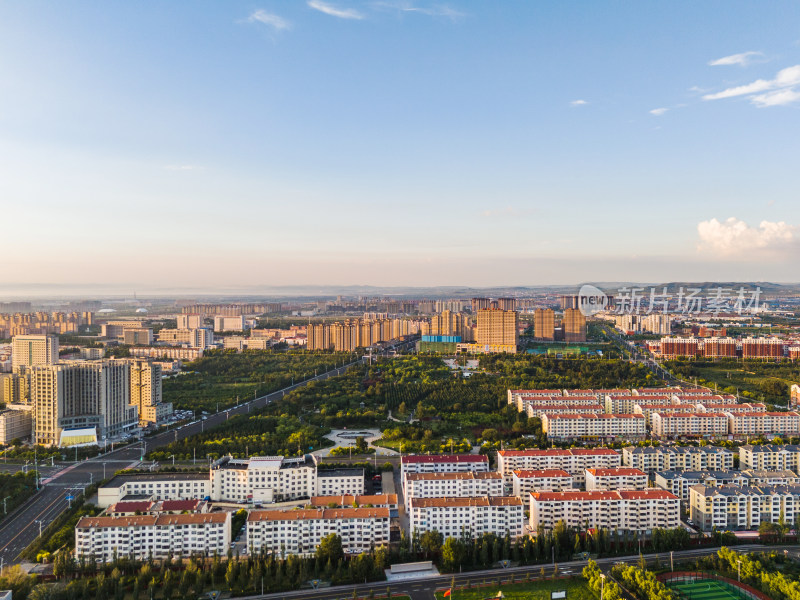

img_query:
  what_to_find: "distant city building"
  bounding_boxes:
[156,328,214,349]
[213,315,245,332]
[128,359,172,426]
[12,335,59,371]
[176,313,204,329]
[123,328,153,345]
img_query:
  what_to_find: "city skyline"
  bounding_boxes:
[2,1,800,289]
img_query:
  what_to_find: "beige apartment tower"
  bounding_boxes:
[129,359,172,426]
[534,309,555,340]
[563,308,587,343]
[476,309,518,351]
[12,335,59,371]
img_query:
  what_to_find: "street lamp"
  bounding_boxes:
[600,574,606,600]
[737,559,741,582]
[169,454,175,466]
[2,496,10,515]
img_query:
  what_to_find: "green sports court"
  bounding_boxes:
[667,578,751,600]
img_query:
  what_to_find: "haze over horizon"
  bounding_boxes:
[3,1,800,288]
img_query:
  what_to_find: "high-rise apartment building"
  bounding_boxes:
[471,298,491,312]
[30,360,138,446]
[563,308,586,342]
[12,335,59,371]
[129,360,172,426]
[476,309,518,351]
[497,298,516,311]
[533,308,555,340]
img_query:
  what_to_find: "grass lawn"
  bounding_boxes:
[435,577,595,600]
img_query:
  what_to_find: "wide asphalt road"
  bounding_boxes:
[238,544,792,600]
[0,360,361,567]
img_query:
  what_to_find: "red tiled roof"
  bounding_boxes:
[513,469,571,478]
[403,454,488,464]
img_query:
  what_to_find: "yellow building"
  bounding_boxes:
[563,308,587,342]
[533,308,555,340]
[476,309,518,352]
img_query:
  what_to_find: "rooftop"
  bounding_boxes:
[402,454,488,464]
[248,507,390,521]
[411,496,523,508]
[512,469,571,478]
[405,472,502,481]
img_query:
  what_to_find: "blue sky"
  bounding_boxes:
[2,1,800,291]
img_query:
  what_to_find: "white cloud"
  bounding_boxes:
[697,217,796,257]
[649,107,668,116]
[708,51,763,67]
[247,9,291,30]
[570,99,587,106]
[703,64,800,106]
[308,0,364,19]
[372,1,465,20]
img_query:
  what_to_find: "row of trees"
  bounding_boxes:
[694,548,800,600]
[611,563,673,600]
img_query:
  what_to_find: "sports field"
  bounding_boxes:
[668,579,749,600]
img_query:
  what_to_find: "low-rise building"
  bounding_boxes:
[409,496,525,540]
[525,403,604,419]
[605,394,673,414]
[622,446,734,473]
[654,470,749,502]
[309,494,398,509]
[0,407,32,444]
[97,473,211,508]
[690,484,800,531]
[529,489,680,533]
[651,412,729,439]
[727,412,800,438]
[403,472,503,507]
[400,454,489,478]
[247,508,390,556]
[585,468,648,491]
[497,448,621,485]
[511,469,573,497]
[541,414,646,442]
[739,445,800,471]
[75,512,231,562]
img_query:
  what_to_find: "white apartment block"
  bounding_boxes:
[525,403,604,419]
[400,454,489,478]
[214,315,245,332]
[129,347,204,361]
[634,404,699,427]
[210,455,363,503]
[585,468,647,491]
[674,394,736,406]
[741,469,800,487]
[654,470,749,502]
[698,403,766,414]
[623,446,734,473]
[512,470,574,497]
[604,395,673,414]
[651,412,729,439]
[541,414,646,442]
[156,328,214,349]
[727,412,800,438]
[739,445,800,471]
[409,497,525,540]
[497,449,621,485]
[247,508,390,556]
[30,360,138,446]
[690,485,800,532]
[12,334,59,371]
[75,512,231,562]
[0,407,33,444]
[177,314,204,329]
[530,490,680,533]
[97,473,212,508]
[404,472,502,507]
